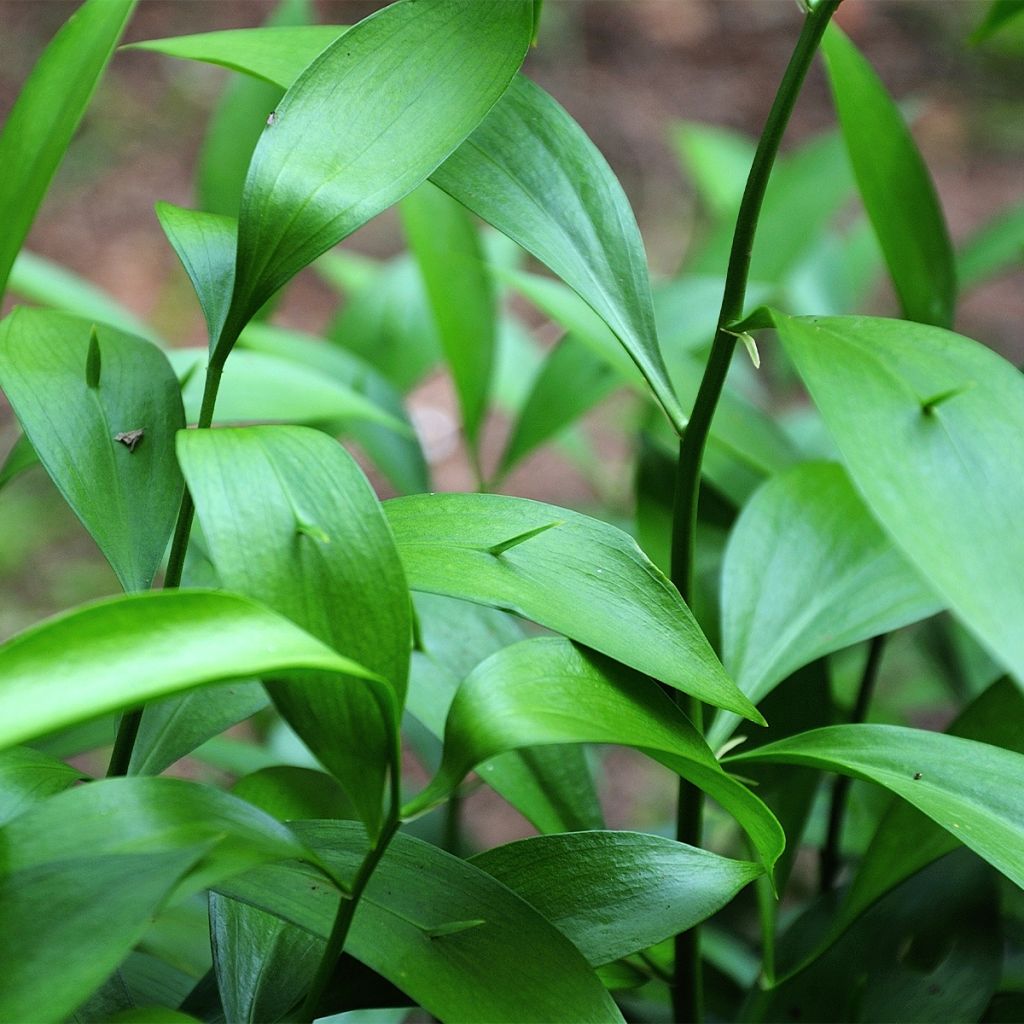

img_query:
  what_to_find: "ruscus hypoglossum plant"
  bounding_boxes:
[0,0,1023,1021]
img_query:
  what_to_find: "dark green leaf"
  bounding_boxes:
[472,832,762,965]
[231,766,354,822]
[0,432,38,491]
[0,0,135,297]
[386,491,760,721]
[710,462,941,748]
[970,0,1024,42]
[405,637,783,874]
[178,426,410,831]
[0,308,184,591]
[771,312,1024,687]
[822,26,956,327]
[0,746,84,825]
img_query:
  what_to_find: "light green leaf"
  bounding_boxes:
[957,200,1024,290]
[770,312,1024,688]
[822,26,956,327]
[729,723,1024,889]
[220,820,624,1023]
[219,1,533,356]
[670,121,755,220]
[710,462,941,748]
[0,307,184,591]
[472,832,762,966]
[178,426,410,832]
[0,589,385,753]
[0,0,135,297]
[401,181,496,450]
[0,432,39,491]
[405,637,783,874]
[0,746,84,825]
[386,491,760,721]
[433,75,684,431]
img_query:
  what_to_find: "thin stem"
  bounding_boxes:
[819,634,886,893]
[106,359,226,778]
[668,4,842,1020]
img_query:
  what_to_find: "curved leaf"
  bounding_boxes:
[178,426,410,832]
[0,0,135,297]
[0,308,184,591]
[220,0,533,354]
[0,746,84,825]
[405,637,784,874]
[0,589,385,753]
[221,821,624,1023]
[822,26,955,327]
[770,312,1024,688]
[710,462,941,748]
[729,723,1024,889]
[0,432,38,491]
[471,832,762,966]
[385,491,760,721]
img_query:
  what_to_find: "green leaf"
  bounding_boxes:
[770,312,1024,688]
[432,75,684,432]
[178,426,410,831]
[405,637,784,875]
[970,0,1024,42]
[8,250,159,341]
[957,200,1024,289]
[0,746,84,825]
[822,26,956,327]
[729,723,1024,889]
[471,832,762,966]
[710,462,941,748]
[220,821,624,1023]
[0,432,39,491]
[0,308,184,591]
[0,589,385,752]
[386,491,760,721]
[231,766,354,822]
[0,0,135,297]
[128,681,269,776]
[220,1,533,355]
[401,181,496,450]
[670,121,755,220]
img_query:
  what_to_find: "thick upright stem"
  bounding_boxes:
[106,358,225,777]
[669,4,842,1020]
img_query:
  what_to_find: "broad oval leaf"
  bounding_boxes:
[178,426,410,832]
[822,26,955,327]
[471,832,762,966]
[729,723,1024,890]
[771,312,1024,689]
[0,307,184,591]
[220,821,624,1023]
[385,491,760,721]
[404,637,784,875]
[0,589,386,753]
[221,0,533,354]
[710,461,941,748]
[0,0,135,296]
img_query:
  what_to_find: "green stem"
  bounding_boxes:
[819,633,886,893]
[668,4,842,1020]
[106,358,225,778]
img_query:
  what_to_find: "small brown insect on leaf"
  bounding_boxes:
[114,429,145,453]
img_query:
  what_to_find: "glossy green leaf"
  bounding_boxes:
[0,746,84,825]
[220,820,624,1023]
[771,312,1024,688]
[0,307,184,591]
[957,200,1024,289]
[822,26,956,327]
[405,637,783,874]
[0,589,384,752]
[128,680,268,776]
[710,462,941,748]
[432,75,683,431]
[178,426,410,831]
[0,432,38,491]
[401,181,496,449]
[970,0,1024,42]
[472,832,762,966]
[729,723,1024,889]
[0,0,135,297]
[8,250,158,341]
[220,1,533,355]
[237,323,428,494]
[386,491,760,721]
[232,766,354,822]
